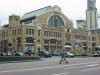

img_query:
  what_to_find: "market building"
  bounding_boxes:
[0,6,74,55]
[0,5,100,55]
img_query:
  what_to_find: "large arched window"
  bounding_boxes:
[48,15,64,28]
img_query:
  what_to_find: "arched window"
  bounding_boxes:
[48,15,64,28]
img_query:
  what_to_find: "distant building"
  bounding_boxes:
[76,20,86,29]
[98,14,100,29]
[86,0,98,30]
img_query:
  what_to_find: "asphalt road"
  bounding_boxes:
[0,57,100,75]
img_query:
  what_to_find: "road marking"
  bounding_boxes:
[53,72,68,75]
[0,61,100,73]
[65,64,99,70]
[66,66,86,69]
[82,67,100,71]
[86,64,98,67]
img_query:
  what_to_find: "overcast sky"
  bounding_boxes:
[0,0,100,28]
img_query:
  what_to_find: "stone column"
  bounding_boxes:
[62,41,64,50]
[49,40,50,51]
[56,41,57,51]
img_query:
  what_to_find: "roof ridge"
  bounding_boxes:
[25,6,51,15]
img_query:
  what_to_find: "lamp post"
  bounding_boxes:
[8,42,12,52]
[20,24,23,52]
[33,26,38,55]
[74,41,76,55]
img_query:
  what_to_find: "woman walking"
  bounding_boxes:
[59,50,68,64]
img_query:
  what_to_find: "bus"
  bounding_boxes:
[64,45,71,52]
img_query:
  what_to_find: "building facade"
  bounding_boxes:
[86,0,98,30]
[76,20,86,29]
[0,6,74,55]
[0,5,100,55]
[76,0,100,54]
[98,14,100,28]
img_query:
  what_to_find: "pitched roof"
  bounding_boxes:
[21,6,51,20]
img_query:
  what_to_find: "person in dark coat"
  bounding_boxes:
[59,50,68,64]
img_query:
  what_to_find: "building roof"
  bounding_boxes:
[21,6,52,21]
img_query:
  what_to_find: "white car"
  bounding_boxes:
[64,52,74,58]
[93,51,100,57]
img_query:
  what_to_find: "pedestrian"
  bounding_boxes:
[59,50,68,64]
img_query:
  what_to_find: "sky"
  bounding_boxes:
[0,0,100,28]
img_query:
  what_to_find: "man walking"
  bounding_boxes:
[59,50,68,64]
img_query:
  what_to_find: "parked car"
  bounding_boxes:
[39,50,52,58]
[0,51,3,56]
[18,52,24,56]
[15,52,24,56]
[24,51,33,56]
[81,53,88,56]
[64,52,74,58]
[50,51,60,56]
[7,51,13,56]
[93,51,100,57]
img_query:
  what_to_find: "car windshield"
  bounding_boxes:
[67,52,71,54]
[44,51,49,54]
